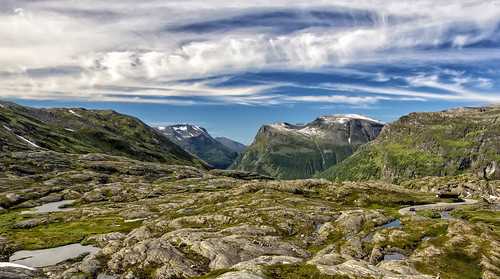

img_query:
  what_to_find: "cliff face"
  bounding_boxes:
[230,114,386,179]
[321,104,500,183]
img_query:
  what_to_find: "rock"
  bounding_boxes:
[216,270,264,279]
[39,193,63,203]
[335,210,391,235]
[87,232,126,247]
[369,245,384,265]
[12,217,48,229]
[308,245,344,266]
[108,238,200,278]
[231,255,303,275]
[340,237,367,260]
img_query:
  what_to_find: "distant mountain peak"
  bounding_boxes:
[230,113,386,179]
[156,124,238,169]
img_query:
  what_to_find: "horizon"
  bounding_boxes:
[1,0,500,145]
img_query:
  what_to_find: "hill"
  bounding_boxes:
[0,101,209,169]
[321,104,500,183]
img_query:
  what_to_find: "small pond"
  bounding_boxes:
[440,211,458,220]
[381,219,403,228]
[21,200,76,214]
[421,236,436,242]
[9,243,99,267]
[383,253,406,261]
[97,274,117,279]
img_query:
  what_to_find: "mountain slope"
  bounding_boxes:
[215,137,246,154]
[229,114,386,179]
[156,124,238,169]
[321,104,500,183]
[0,100,209,169]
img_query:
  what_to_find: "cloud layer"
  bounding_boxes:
[1,0,500,106]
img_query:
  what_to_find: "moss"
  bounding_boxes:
[263,264,347,279]
[190,269,234,279]
[450,206,500,233]
[416,209,441,219]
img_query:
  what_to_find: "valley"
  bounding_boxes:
[0,102,499,279]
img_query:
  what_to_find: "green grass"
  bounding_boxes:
[1,213,142,251]
[263,264,347,279]
[450,206,500,233]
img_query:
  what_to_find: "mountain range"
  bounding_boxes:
[156,124,244,169]
[229,114,386,179]
[0,100,499,279]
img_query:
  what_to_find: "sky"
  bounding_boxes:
[1,0,500,145]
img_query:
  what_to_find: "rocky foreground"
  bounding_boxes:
[0,151,499,279]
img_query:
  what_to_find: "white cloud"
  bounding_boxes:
[0,0,499,104]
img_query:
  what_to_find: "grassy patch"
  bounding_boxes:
[3,215,142,251]
[263,264,347,279]
[191,269,234,279]
[450,206,500,233]
[416,209,441,219]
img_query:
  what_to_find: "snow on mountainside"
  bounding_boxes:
[156,124,238,169]
[230,114,386,180]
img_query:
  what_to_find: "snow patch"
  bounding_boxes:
[193,126,202,132]
[68,109,82,117]
[157,126,166,131]
[490,195,499,200]
[15,135,40,148]
[0,103,4,108]
[321,114,386,125]
[65,128,75,132]
[173,126,188,132]
[0,262,36,270]
[3,125,12,131]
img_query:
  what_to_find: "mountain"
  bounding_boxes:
[229,114,386,179]
[0,100,209,169]
[156,124,238,169]
[321,104,500,183]
[215,137,247,153]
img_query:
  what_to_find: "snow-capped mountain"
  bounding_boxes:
[156,124,240,169]
[229,114,386,179]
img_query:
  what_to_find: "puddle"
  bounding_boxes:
[440,211,458,220]
[0,262,36,270]
[204,185,215,189]
[383,253,406,261]
[187,184,195,187]
[97,274,117,279]
[124,218,146,223]
[421,236,436,241]
[21,200,76,214]
[9,243,99,267]
[313,223,325,234]
[381,219,403,228]
[345,234,356,240]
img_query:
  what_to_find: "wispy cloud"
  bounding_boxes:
[0,0,499,106]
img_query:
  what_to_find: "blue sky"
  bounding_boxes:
[1,1,500,145]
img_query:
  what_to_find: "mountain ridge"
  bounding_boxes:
[229,114,386,179]
[156,124,238,169]
[321,103,500,183]
[0,100,209,169]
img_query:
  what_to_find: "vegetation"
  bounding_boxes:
[321,105,500,182]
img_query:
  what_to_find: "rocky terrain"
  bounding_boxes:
[321,104,500,183]
[230,114,385,179]
[156,125,240,169]
[0,151,499,279]
[0,101,208,169]
[0,102,499,279]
